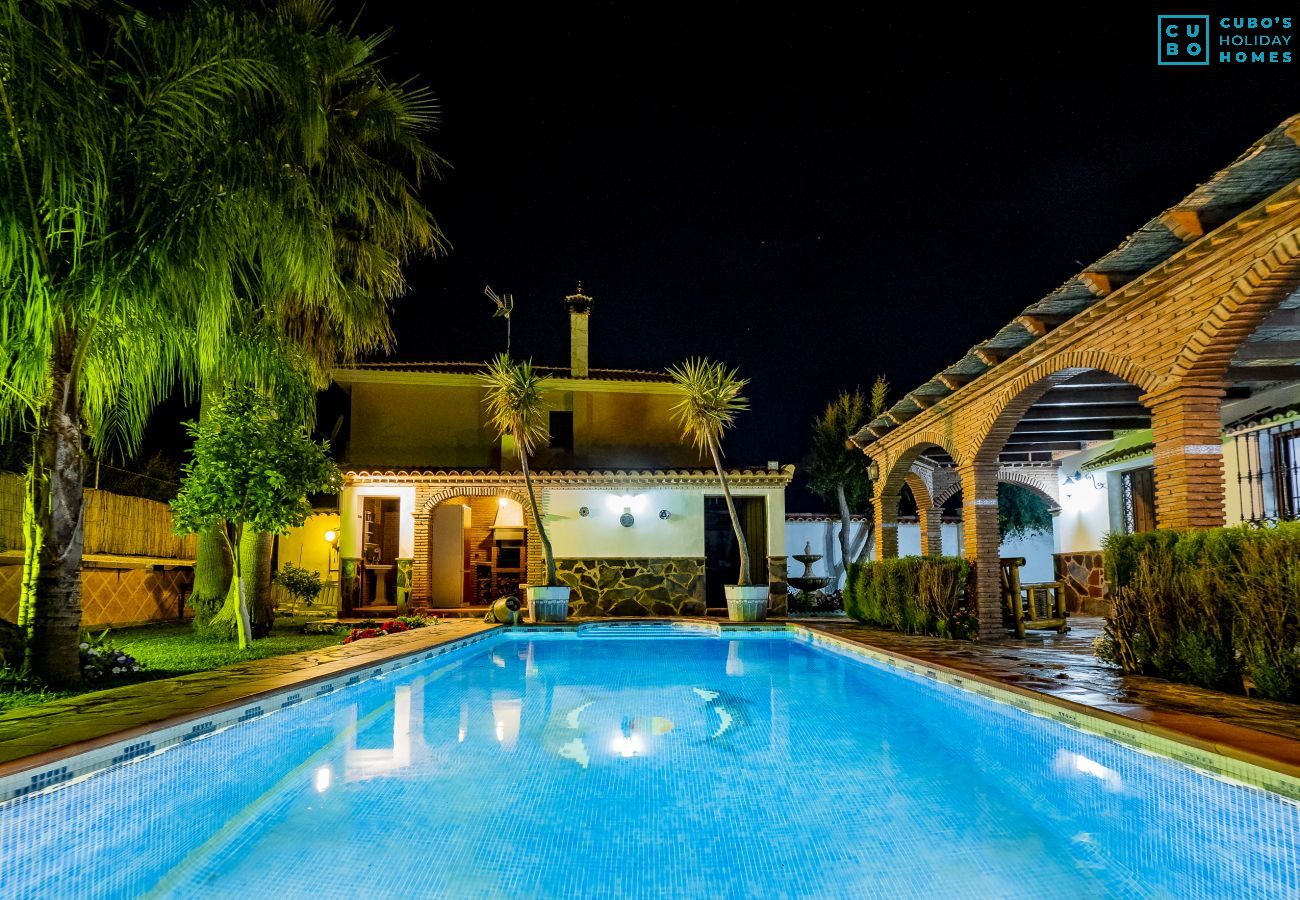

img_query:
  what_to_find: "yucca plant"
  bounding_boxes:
[668,358,753,585]
[480,355,556,587]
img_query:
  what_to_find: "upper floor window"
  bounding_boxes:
[549,411,574,451]
[1233,422,1300,524]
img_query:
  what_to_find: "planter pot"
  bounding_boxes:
[724,585,770,622]
[527,585,572,623]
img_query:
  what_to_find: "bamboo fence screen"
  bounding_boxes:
[0,473,195,560]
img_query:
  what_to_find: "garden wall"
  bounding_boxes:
[0,473,196,627]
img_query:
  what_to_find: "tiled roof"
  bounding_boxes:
[340,465,796,484]
[855,114,1300,448]
[334,361,674,383]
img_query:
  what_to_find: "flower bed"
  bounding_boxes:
[342,616,433,644]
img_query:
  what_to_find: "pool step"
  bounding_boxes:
[576,621,722,638]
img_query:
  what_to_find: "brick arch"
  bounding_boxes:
[1171,250,1300,381]
[933,480,962,507]
[970,352,1159,466]
[997,469,1061,514]
[420,486,533,515]
[873,437,960,503]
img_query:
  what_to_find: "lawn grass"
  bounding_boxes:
[0,616,342,712]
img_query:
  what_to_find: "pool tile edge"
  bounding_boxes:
[789,624,1300,803]
[0,624,503,804]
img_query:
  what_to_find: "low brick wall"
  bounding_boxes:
[0,563,193,628]
[1053,551,1108,616]
[556,558,706,617]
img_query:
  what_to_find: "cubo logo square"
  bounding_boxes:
[1158,15,1210,65]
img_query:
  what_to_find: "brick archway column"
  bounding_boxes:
[959,460,1002,640]
[873,488,900,560]
[918,504,942,556]
[904,472,941,556]
[1144,383,1227,528]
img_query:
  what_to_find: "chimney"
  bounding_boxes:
[564,283,593,378]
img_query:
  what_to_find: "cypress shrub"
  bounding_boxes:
[1100,521,1300,701]
[844,556,975,639]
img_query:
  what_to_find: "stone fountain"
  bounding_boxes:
[788,542,832,596]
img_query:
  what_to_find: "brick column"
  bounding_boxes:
[917,504,942,556]
[1144,383,1226,529]
[959,461,1002,640]
[873,490,899,560]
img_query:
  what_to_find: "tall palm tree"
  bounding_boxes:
[0,0,275,684]
[668,358,752,585]
[480,355,556,587]
[189,1,446,637]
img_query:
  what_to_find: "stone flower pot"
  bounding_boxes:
[527,585,572,623]
[724,585,769,622]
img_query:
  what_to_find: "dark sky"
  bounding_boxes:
[146,3,1298,509]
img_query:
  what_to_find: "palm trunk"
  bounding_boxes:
[190,384,232,632]
[520,453,555,586]
[709,440,750,586]
[25,332,86,685]
[244,530,275,637]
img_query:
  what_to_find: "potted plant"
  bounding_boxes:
[481,354,570,622]
[668,358,768,621]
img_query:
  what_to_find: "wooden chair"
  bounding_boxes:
[999,557,1069,638]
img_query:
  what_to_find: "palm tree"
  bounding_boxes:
[189,2,446,637]
[668,358,753,585]
[0,0,274,683]
[480,355,557,587]
[807,378,888,572]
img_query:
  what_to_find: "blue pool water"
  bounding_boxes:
[1,631,1297,898]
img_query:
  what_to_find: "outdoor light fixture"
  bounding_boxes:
[606,493,646,529]
[659,509,670,520]
[498,497,509,507]
[621,508,635,528]
[324,529,337,544]
[866,461,880,480]
[579,506,589,517]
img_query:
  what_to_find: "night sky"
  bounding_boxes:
[152,3,1299,509]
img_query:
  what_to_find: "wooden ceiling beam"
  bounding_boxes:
[1015,313,1070,337]
[1226,365,1300,382]
[1235,341,1300,360]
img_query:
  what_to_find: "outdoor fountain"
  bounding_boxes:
[788,541,832,597]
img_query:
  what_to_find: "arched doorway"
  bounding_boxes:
[426,493,531,608]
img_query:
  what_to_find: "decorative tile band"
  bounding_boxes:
[786,624,1300,803]
[0,629,501,805]
[965,498,999,507]
[1154,443,1223,460]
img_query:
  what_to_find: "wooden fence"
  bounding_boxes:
[0,473,195,560]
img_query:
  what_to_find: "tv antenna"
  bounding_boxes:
[484,284,514,354]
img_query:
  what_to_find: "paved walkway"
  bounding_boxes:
[803,617,1300,778]
[0,619,496,775]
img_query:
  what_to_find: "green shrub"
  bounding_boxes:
[844,556,974,639]
[274,563,324,607]
[1101,521,1300,701]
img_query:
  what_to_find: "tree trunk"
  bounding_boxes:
[244,530,275,637]
[25,333,86,686]
[190,385,232,632]
[835,484,853,568]
[709,440,750,586]
[519,453,556,586]
[212,524,253,649]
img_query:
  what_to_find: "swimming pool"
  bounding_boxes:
[1,627,1297,898]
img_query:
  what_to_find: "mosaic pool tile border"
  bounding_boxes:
[0,629,501,805]
[789,624,1300,804]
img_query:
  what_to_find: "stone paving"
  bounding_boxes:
[803,616,1300,777]
[0,619,497,775]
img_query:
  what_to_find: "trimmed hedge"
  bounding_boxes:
[1099,521,1300,701]
[843,557,976,640]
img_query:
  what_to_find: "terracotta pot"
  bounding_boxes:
[527,585,572,623]
[724,585,769,622]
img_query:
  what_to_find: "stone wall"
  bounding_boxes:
[1054,550,1108,615]
[556,558,705,617]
